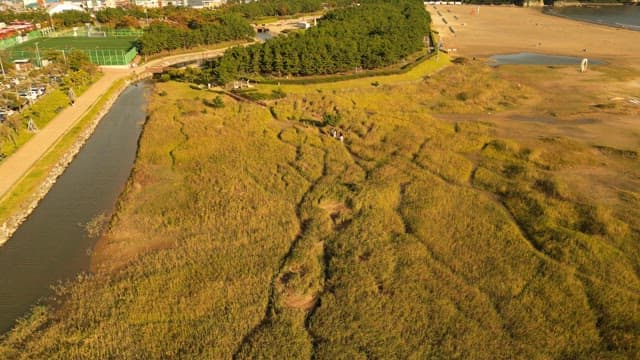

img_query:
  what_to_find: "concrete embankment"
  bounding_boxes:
[0,43,241,247]
[0,72,152,246]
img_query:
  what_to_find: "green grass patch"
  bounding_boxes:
[259,53,451,94]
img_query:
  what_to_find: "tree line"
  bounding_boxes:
[0,10,91,28]
[138,14,254,56]
[224,0,324,18]
[207,0,430,84]
[94,0,327,29]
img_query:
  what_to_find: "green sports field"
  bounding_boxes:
[10,37,138,52]
[5,36,139,65]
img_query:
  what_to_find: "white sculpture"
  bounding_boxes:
[580,58,589,73]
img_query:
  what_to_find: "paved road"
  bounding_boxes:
[144,47,229,68]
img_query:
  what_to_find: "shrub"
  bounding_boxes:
[322,112,341,126]
[271,88,286,99]
[203,96,225,108]
[452,57,470,65]
[456,92,469,101]
[534,178,560,198]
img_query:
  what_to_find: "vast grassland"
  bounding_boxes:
[1,60,639,357]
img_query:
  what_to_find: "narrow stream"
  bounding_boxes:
[0,81,150,334]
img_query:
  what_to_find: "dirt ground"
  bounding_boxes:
[429,5,640,65]
[429,5,640,150]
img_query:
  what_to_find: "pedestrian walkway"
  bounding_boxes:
[0,68,132,199]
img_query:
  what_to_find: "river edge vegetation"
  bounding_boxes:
[1,55,639,356]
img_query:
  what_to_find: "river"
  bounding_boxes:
[547,5,640,30]
[0,81,150,333]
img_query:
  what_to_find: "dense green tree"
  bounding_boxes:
[138,14,254,56]
[224,0,323,18]
[207,0,430,83]
[52,10,92,27]
[67,51,94,73]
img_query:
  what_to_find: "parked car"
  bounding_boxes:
[18,91,36,102]
[32,85,46,96]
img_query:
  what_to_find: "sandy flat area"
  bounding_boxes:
[427,5,640,151]
[429,5,640,65]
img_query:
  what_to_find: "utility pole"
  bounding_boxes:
[35,42,41,67]
[0,56,5,79]
[27,117,38,132]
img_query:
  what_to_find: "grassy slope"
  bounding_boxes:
[1,62,639,357]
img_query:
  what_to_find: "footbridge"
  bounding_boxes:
[143,47,230,74]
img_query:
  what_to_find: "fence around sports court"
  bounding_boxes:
[83,47,138,65]
[3,46,138,66]
[1,28,141,65]
[0,30,44,50]
[50,28,144,38]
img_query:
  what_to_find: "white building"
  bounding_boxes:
[201,0,224,8]
[131,0,161,8]
[47,2,85,14]
[22,0,38,9]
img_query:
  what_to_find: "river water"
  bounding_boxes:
[0,81,150,333]
[547,5,640,30]
[489,53,603,66]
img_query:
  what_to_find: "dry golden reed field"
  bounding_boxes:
[2,4,640,357]
[1,51,639,358]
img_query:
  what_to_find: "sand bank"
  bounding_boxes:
[429,5,640,65]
